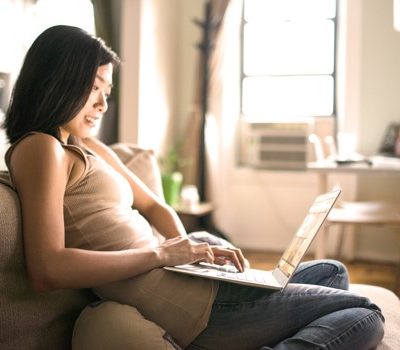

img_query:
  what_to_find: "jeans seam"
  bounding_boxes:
[324,310,382,349]
[213,288,346,312]
[326,273,341,288]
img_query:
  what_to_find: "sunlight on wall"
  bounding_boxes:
[0,0,95,87]
[32,0,95,40]
[137,0,177,155]
[0,1,29,75]
[138,0,168,152]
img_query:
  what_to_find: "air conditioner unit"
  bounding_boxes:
[239,120,313,170]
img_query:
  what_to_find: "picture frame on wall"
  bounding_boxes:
[0,72,10,170]
[379,123,400,157]
[0,72,10,114]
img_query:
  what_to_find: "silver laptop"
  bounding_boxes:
[165,189,341,290]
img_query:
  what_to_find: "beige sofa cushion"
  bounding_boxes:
[110,143,164,198]
[72,301,181,350]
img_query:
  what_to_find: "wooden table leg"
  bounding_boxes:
[314,172,328,259]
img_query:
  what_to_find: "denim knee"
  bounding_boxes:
[266,307,384,350]
[292,259,349,290]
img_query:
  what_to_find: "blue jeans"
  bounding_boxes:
[187,260,384,350]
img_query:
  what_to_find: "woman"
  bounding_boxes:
[4,25,384,350]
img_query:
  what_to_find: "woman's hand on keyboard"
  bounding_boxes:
[211,246,246,272]
[156,236,215,267]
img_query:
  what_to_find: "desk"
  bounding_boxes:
[308,159,400,194]
[308,159,400,259]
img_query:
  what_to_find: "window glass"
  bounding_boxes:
[244,0,336,21]
[242,0,337,120]
[244,20,335,76]
[243,76,334,120]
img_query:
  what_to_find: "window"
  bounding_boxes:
[30,0,95,45]
[241,0,337,121]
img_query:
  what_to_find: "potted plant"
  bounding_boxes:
[158,146,189,206]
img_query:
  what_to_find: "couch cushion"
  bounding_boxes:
[110,143,164,198]
[0,172,97,349]
[349,284,400,350]
[72,301,181,350]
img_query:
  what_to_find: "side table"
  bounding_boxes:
[173,202,213,232]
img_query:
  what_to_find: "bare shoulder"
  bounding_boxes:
[13,132,63,150]
[11,133,65,164]
[9,133,70,186]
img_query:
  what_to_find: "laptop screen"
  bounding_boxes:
[276,189,341,278]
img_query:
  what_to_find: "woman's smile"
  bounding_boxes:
[85,115,101,127]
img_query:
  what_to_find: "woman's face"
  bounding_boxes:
[59,63,113,143]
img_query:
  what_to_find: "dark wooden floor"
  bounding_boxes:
[243,250,400,296]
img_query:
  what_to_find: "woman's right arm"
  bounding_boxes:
[10,134,214,293]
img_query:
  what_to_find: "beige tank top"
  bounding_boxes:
[6,132,218,348]
[6,132,159,251]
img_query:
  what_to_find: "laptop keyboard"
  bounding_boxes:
[198,263,275,285]
[199,262,239,273]
[218,269,272,284]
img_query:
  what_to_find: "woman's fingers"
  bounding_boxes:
[193,242,214,264]
[159,237,248,270]
[228,247,247,270]
[158,237,214,266]
[211,246,245,272]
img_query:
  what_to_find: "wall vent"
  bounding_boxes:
[239,121,313,170]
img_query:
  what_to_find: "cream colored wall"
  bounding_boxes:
[0,1,36,171]
[359,0,400,156]
[0,1,30,78]
[175,0,204,139]
[357,0,400,261]
[119,0,141,144]
[136,0,180,154]
[118,0,204,155]
[119,0,181,155]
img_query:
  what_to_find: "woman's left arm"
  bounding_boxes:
[82,137,187,239]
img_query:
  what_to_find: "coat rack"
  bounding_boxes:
[193,0,220,202]
[193,1,231,240]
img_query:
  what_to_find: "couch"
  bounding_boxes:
[0,143,399,349]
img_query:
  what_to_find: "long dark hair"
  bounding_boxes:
[4,25,120,144]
